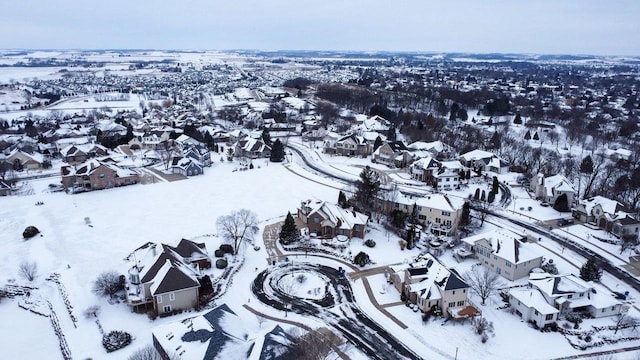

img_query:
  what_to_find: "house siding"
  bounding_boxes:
[155,287,199,315]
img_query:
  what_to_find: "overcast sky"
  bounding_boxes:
[1,0,638,56]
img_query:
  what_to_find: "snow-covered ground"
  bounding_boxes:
[2,153,640,359]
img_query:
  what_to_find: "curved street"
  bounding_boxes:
[251,263,421,360]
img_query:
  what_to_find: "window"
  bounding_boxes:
[546,314,554,321]
[314,217,319,223]
[435,218,441,223]
[354,225,361,231]
[157,295,163,303]
[611,306,616,311]
[505,261,512,268]
[442,211,451,216]
[534,310,539,316]
[448,302,455,308]
[568,294,573,299]
[99,173,105,178]
[452,291,455,295]
[169,293,175,301]
[163,305,172,313]
[457,301,465,307]
[419,215,426,220]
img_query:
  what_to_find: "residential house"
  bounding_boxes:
[125,239,211,315]
[153,304,302,360]
[461,229,543,281]
[171,157,204,177]
[407,140,448,158]
[182,145,212,167]
[297,200,369,239]
[60,143,108,165]
[509,272,622,327]
[434,161,465,191]
[372,141,412,168]
[573,196,640,240]
[387,254,477,318]
[5,149,43,170]
[530,173,576,206]
[324,133,372,157]
[386,192,465,236]
[409,156,440,185]
[459,149,509,174]
[61,159,139,192]
[235,136,271,159]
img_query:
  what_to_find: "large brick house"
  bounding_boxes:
[298,200,369,239]
[61,159,139,193]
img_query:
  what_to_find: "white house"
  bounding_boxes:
[530,173,576,206]
[462,229,543,281]
[509,272,622,327]
[459,149,509,174]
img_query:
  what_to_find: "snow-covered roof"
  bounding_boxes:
[509,287,559,315]
[402,254,469,299]
[394,193,464,213]
[462,228,542,265]
[407,141,445,153]
[303,200,368,230]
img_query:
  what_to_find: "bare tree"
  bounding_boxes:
[92,271,123,298]
[128,344,178,360]
[19,261,38,282]
[157,140,176,170]
[472,200,494,227]
[292,328,346,360]
[464,266,503,305]
[614,312,639,334]
[216,209,259,255]
[84,305,101,319]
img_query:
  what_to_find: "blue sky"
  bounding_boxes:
[1,0,638,56]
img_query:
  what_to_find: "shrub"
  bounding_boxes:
[215,259,228,269]
[214,249,224,258]
[219,244,234,254]
[353,252,370,267]
[23,226,40,239]
[84,305,101,319]
[102,330,132,352]
[364,239,376,248]
[147,310,158,320]
[19,261,38,282]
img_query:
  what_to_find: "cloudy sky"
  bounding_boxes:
[1,0,638,56]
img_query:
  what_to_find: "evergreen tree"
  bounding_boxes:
[474,188,481,201]
[338,191,349,208]
[354,166,380,212]
[513,113,522,124]
[124,124,134,143]
[487,191,496,203]
[262,128,272,146]
[533,132,539,141]
[580,156,594,174]
[373,136,383,151]
[449,102,460,121]
[524,130,531,140]
[481,190,486,202]
[492,176,499,194]
[553,193,570,212]
[270,139,285,162]
[490,132,501,149]
[458,107,468,121]
[353,252,370,267]
[460,201,471,226]
[580,258,602,282]
[279,212,300,245]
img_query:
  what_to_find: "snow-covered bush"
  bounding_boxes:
[364,239,376,248]
[215,259,228,269]
[23,226,40,239]
[102,330,132,352]
[19,261,38,282]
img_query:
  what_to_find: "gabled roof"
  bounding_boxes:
[150,260,199,295]
[462,228,542,265]
[302,200,368,230]
[402,253,469,296]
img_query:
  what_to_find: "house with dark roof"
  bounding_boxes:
[125,239,211,316]
[171,157,204,177]
[324,133,372,157]
[387,254,475,318]
[459,149,509,174]
[462,229,543,281]
[153,304,303,360]
[60,143,108,165]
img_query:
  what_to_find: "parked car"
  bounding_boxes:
[557,218,575,226]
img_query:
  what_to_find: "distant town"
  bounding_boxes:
[1,49,640,360]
